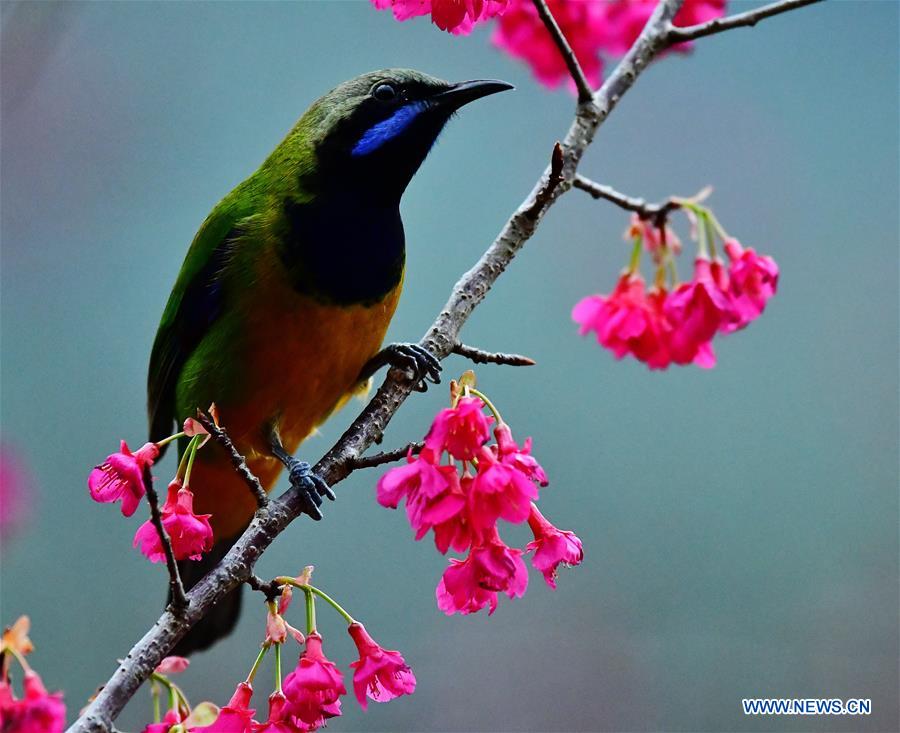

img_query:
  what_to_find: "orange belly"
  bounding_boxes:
[180,279,402,538]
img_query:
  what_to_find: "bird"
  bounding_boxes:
[147,68,512,654]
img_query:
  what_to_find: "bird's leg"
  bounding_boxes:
[359,343,442,392]
[267,425,335,521]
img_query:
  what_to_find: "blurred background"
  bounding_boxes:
[1,1,897,731]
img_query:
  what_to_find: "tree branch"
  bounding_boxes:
[530,0,595,104]
[664,0,824,45]
[68,0,819,728]
[452,343,536,367]
[350,442,424,470]
[141,466,187,611]
[195,412,268,508]
[573,175,683,227]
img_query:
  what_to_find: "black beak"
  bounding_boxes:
[432,79,514,110]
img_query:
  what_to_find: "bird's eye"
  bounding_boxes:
[372,83,398,102]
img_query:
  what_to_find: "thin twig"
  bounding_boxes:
[453,343,536,367]
[68,0,821,728]
[573,175,683,228]
[665,0,823,45]
[531,0,594,104]
[350,442,423,470]
[142,466,187,611]
[195,412,268,508]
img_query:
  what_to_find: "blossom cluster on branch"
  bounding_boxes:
[1,617,66,733]
[377,375,583,615]
[573,205,779,369]
[372,0,726,89]
[88,417,216,566]
[125,569,415,732]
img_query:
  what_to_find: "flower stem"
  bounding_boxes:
[175,435,200,480]
[467,387,504,427]
[246,643,269,684]
[151,680,161,723]
[704,211,718,259]
[183,436,201,488]
[667,253,679,287]
[707,210,730,240]
[305,588,316,635]
[628,234,642,274]
[274,577,356,626]
[274,643,283,694]
[157,431,186,448]
[7,646,32,673]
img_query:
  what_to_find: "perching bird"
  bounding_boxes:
[147,69,512,654]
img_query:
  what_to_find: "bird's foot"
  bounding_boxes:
[379,342,442,392]
[285,458,335,521]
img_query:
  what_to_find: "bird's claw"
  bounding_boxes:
[286,459,334,521]
[384,343,442,391]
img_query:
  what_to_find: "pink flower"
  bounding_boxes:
[194,683,257,733]
[265,604,304,646]
[436,531,528,615]
[371,0,507,34]
[88,440,159,517]
[664,257,732,366]
[468,446,538,531]
[155,656,189,675]
[599,0,726,55]
[493,0,607,90]
[250,692,299,733]
[526,505,583,589]
[722,238,779,330]
[133,479,213,562]
[282,633,346,728]
[347,623,416,710]
[573,272,671,369]
[377,448,467,549]
[493,423,548,486]
[0,670,66,733]
[627,213,682,265]
[143,709,183,733]
[0,444,31,541]
[425,396,491,461]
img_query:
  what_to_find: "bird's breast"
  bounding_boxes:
[278,191,406,305]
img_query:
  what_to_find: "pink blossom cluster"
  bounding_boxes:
[378,393,583,615]
[1,617,66,733]
[573,211,779,369]
[145,587,415,732]
[371,0,509,34]
[371,0,726,90]
[88,423,214,564]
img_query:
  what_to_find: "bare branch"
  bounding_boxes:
[452,343,536,367]
[141,466,187,611]
[195,411,268,508]
[69,0,822,727]
[350,442,424,470]
[665,0,824,45]
[530,0,594,104]
[573,175,683,227]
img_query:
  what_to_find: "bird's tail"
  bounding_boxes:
[170,529,246,656]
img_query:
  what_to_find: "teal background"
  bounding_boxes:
[1,1,897,731]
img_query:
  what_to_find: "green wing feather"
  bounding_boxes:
[147,188,257,449]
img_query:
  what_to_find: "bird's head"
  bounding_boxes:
[294,69,513,199]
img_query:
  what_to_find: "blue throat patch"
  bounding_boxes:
[352,101,428,157]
